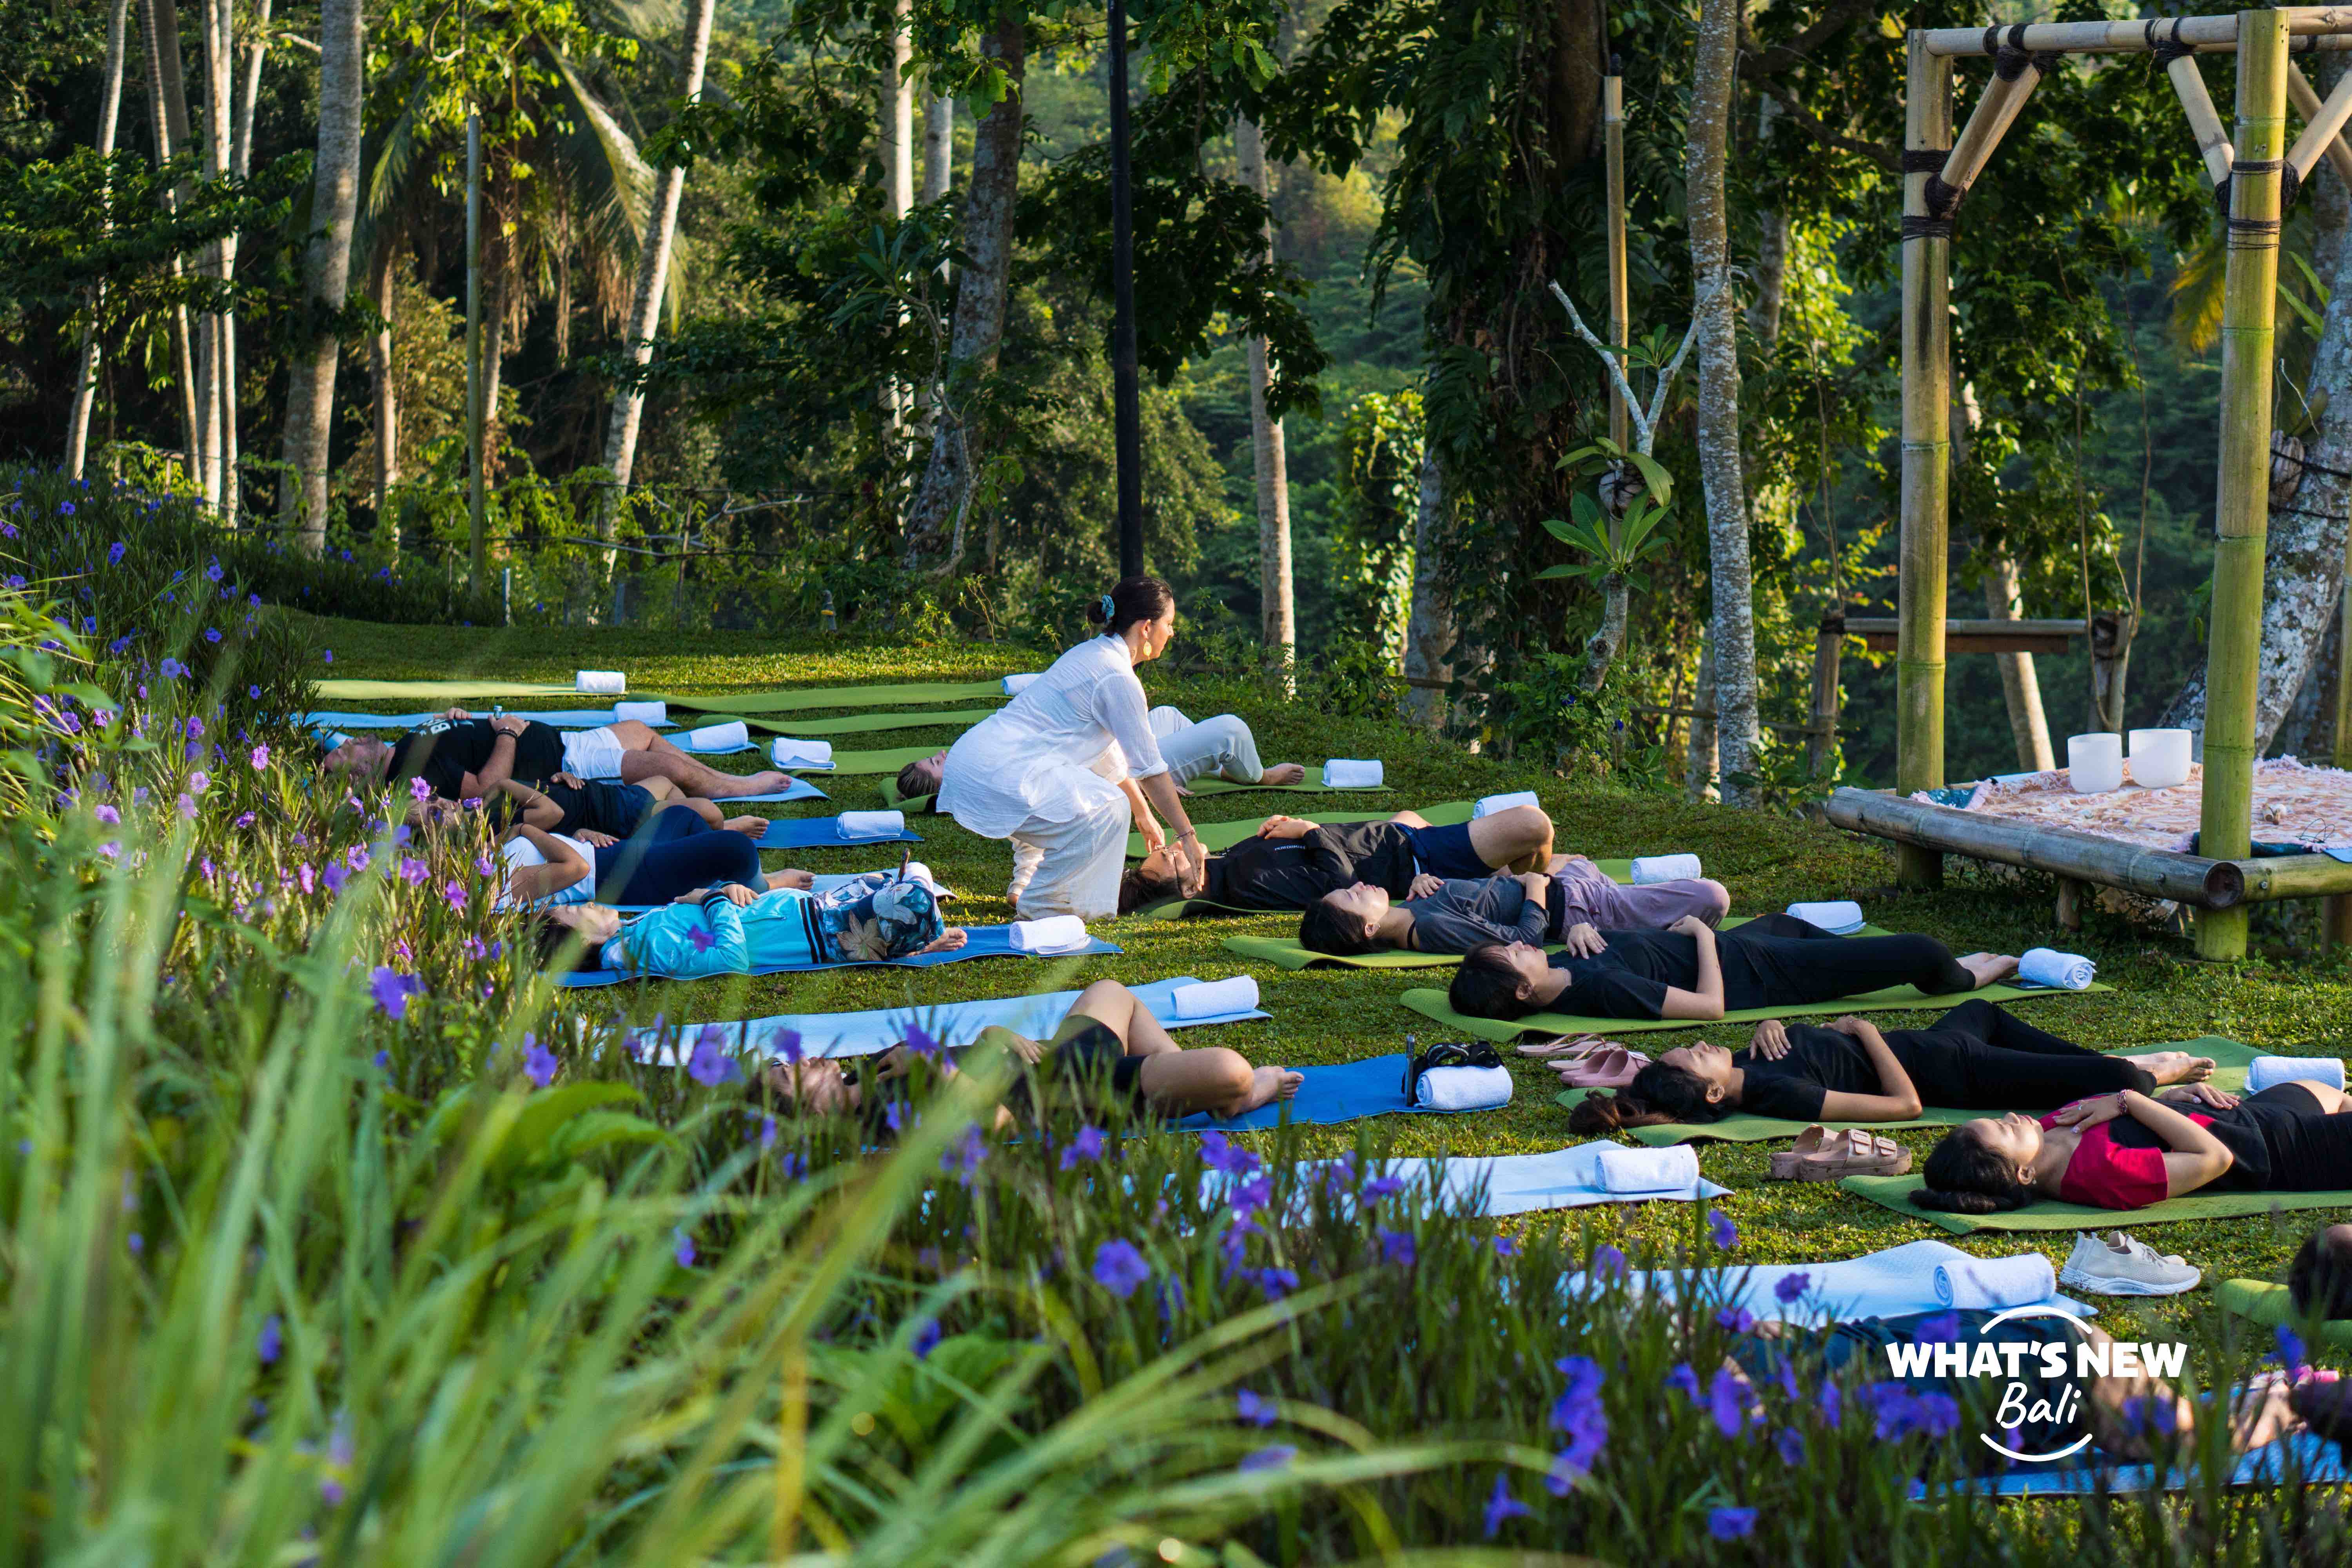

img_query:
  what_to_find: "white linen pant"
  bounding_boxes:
[1147,708,1264,786]
[1006,766,1131,919]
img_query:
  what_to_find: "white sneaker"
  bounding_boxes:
[2059,1230,2201,1296]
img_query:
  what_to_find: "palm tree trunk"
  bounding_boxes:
[1400,443,1457,731]
[218,0,267,519]
[278,0,364,554]
[1232,113,1293,688]
[67,0,131,479]
[140,0,201,487]
[905,9,1025,564]
[1689,0,1759,802]
[922,92,953,201]
[370,243,399,535]
[483,267,510,470]
[598,0,719,533]
[1982,555,2055,770]
[194,0,234,508]
[1686,634,1719,799]
[878,0,915,511]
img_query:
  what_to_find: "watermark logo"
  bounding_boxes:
[1881,1305,2189,1463]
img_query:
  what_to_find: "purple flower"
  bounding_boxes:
[1199,1131,1261,1177]
[410,776,431,802]
[399,857,426,885]
[1666,1363,1702,1403]
[1588,1243,1625,1279]
[1253,1266,1300,1301]
[1236,1389,1277,1428]
[1493,1235,1519,1257]
[906,1317,944,1359]
[107,540,123,563]
[2278,1323,2309,1375]
[1775,1426,1806,1465]
[524,1038,557,1087]
[322,650,334,663]
[235,811,255,829]
[1363,1174,1406,1202]
[673,1229,696,1268]
[321,863,350,894]
[257,1314,283,1364]
[443,880,466,912]
[176,793,196,820]
[759,1115,777,1150]
[1060,1125,1106,1169]
[688,1027,742,1087]
[368,967,423,1019]
[1481,1473,1533,1538]
[1715,1306,1754,1334]
[1817,1376,1844,1430]
[1091,1238,1150,1299]
[1708,1367,1754,1437]
[94,804,120,825]
[249,743,269,769]
[688,927,716,953]
[1708,1506,1756,1541]
[1238,1445,1296,1474]
[905,1025,941,1058]
[1773,1271,1811,1305]
[1377,1229,1416,1268]
[204,627,221,644]
[940,1125,987,1186]
[1708,1209,1738,1250]
[1228,1175,1274,1215]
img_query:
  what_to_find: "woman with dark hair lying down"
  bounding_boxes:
[1446,911,2019,1023]
[1564,1001,2215,1136]
[753,979,1303,1132]
[1297,867,1727,957]
[1914,1078,2352,1214]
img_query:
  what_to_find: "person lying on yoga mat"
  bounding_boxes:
[895,706,1305,809]
[411,775,768,840]
[2289,1224,2352,1321]
[1563,1001,2216,1134]
[1446,911,2020,1022]
[1719,1309,2304,1472]
[1915,1077,2352,1214]
[753,979,1302,1131]
[935,576,1210,920]
[1297,864,1729,957]
[321,709,795,800]
[532,869,966,976]
[1118,805,1557,915]
[495,808,813,912]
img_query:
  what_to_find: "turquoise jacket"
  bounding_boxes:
[611,872,943,978]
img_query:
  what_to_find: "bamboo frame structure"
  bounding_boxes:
[1882,9,2352,953]
[1603,67,1630,455]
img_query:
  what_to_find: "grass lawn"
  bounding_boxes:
[310,612,2352,1343]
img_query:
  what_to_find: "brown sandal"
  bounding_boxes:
[1769,1126,1911,1181]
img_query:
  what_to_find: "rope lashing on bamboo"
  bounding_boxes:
[1900,145,1954,242]
[2147,18,2194,68]
[2218,157,2299,221]
[1900,215,1956,241]
[1899,150,1949,172]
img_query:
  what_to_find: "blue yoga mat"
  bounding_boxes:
[1175,1053,1508,1132]
[728,779,829,804]
[1921,1428,2345,1497]
[305,708,678,730]
[627,974,1255,1059]
[557,922,1119,988]
[751,817,920,849]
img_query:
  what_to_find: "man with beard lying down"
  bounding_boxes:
[1117,806,1557,914]
[321,708,795,799]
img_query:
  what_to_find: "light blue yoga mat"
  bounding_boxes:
[1576,1240,2091,1324]
[1920,1429,2345,1497]
[629,975,1265,1061]
[305,708,678,730]
[750,816,920,849]
[1212,1144,1731,1218]
[558,922,1120,989]
[727,779,829,804]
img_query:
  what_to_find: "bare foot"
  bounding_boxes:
[1959,952,2020,987]
[764,867,814,890]
[725,815,769,836]
[2125,1051,2215,1085]
[1261,763,1307,786]
[1228,1065,1305,1116]
[710,770,790,797]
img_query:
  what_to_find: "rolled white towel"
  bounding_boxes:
[1172,975,1259,1020]
[836,810,905,840]
[2246,1056,2349,1095]
[1323,759,1384,789]
[686,720,750,752]
[1414,1064,1515,1111]
[1788,900,1865,933]
[614,700,668,726]
[1002,671,1043,696]
[1010,915,1091,954]
[1932,1253,2056,1311]
[770,737,835,769]
[2018,947,2096,991]
[1631,853,1702,886]
[1148,704,1192,740]
[575,670,627,694]
[1595,1143,1702,1194]
[1474,790,1542,818]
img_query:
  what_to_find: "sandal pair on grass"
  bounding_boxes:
[1768,1125,1912,1181]
[1519,1034,1650,1089]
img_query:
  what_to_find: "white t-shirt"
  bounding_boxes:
[937,635,1168,837]
[496,833,597,909]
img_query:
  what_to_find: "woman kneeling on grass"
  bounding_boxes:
[1446,912,2019,1024]
[1565,1001,2215,1134]
[1914,1078,2352,1214]
[532,869,967,977]
[755,979,1303,1134]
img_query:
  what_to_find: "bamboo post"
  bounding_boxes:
[1933,34,2050,210]
[2287,52,2352,181]
[2165,45,2238,192]
[2196,9,2288,962]
[2289,64,2352,196]
[465,110,487,592]
[1603,61,1630,456]
[1808,608,1844,778]
[1896,35,1955,887]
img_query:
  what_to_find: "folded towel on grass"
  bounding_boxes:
[559,921,1119,987]
[2246,1055,2347,1094]
[576,670,626,693]
[836,809,906,839]
[1323,759,1384,788]
[1403,972,2109,1044]
[1596,1144,1700,1194]
[1474,791,1542,817]
[1574,1239,2091,1323]
[1553,1034,2253,1146]
[615,700,668,725]
[1009,915,1091,954]
[684,720,752,753]
[770,737,835,769]
[1788,900,1864,933]
[2018,947,2098,990]
[747,815,920,849]
[1174,976,1259,1018]
[1413,1064,1514,1111]
[1631,853,1701,884]
[1934,1252,2058,1310]
[632,975,1265,1062]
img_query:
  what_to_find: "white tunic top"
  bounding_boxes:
[938,635,1168,837]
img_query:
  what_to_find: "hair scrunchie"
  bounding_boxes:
[1101,593,1116,622]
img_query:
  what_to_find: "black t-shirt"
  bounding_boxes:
[1203,821,1420,909]
[1735,1026,1888,1122]
[1544,929,1698,1019]
[390,718,565,799]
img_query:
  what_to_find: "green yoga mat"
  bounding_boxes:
[315,679,581,700]
[1399,973,2110,1043]
[1220,860,1642,969]
[2216,1280,2352,1351]
[1557,1034,2253,1147]
[1125,800,1475,860]
[680,679,1013,714]
[791,743,950,778]
[722,708,997,738]
[1844,1173,2352,1235]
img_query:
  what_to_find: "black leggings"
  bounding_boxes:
[1718,913,1975,1011]
[1889,1000,2154,1109]
[592,804,762,905]
[2210,1083,2352,1193]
